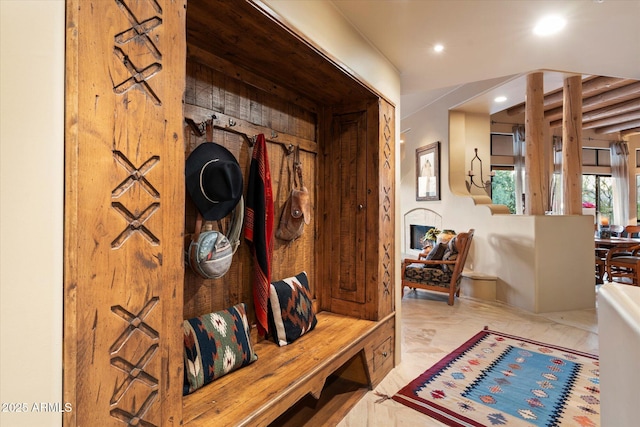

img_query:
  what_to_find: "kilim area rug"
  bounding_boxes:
[392,327,600,426]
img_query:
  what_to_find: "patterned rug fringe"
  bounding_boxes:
[373,391,393,403]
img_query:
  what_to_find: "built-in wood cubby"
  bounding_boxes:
[64,1,395,425]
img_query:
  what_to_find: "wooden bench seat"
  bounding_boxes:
[182,311,395,427]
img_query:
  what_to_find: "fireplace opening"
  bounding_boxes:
[410,224,434,250]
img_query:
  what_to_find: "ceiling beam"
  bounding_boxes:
[594,119,640,134]
[506,76,636,116]
[582,110,640,130]
[544,81,640,121]
[548,105,640,129]
[581,98,640,122]
[621,128,640,137]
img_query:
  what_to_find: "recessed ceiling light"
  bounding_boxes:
[494,96,507,103]
[434,44,444,53]
[533,15,566,36]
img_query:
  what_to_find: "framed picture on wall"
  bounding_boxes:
[416,142,440,201]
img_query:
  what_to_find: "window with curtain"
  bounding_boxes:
[610,141,629,226]
[490,132,518,214]
[582,174,614,224]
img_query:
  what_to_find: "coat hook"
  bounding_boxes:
[185,118,205,137]
[285,143,295,155]
[271,130,278,139]
[229,118,236,127]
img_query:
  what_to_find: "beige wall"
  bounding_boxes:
[0,1,65,426]
[0,2,401,425]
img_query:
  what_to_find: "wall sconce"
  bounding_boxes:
[465,148,495,196]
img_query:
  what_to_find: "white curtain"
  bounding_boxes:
[550,136,563,214]
[610,141,629,226]
[512,125,526,214]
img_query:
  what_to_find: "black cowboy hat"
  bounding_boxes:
[186,142,243,220]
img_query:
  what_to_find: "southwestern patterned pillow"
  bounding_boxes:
[426,242,447,260]
[182,303,257,395]
[268,271,317,346]
[442,237,459,273]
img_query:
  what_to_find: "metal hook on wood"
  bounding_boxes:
[271,130,278,139]
[185,118,205,137]
[248,135,257,147]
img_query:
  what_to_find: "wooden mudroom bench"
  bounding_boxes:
[64,1,397,425]
[182,311,395,427]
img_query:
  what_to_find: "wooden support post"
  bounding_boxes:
[525,72,547,215]
[562,75,583,215]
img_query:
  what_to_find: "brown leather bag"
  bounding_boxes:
[276,147,310,241]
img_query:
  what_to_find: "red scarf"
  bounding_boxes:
[244,134,273,335]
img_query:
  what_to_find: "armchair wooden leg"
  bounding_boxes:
[448,292,455,305]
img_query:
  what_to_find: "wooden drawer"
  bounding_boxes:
[365,315,395,387]
[373,337,392,371]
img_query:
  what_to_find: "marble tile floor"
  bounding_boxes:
[337,289,599,427]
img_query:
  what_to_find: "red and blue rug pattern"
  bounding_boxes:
[393,328,600,426]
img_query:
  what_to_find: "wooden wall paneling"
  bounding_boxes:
[249,89,264,126]
[182,59,320,324]
[194,62,213,110]
[64,0,186,425]
[373,100,395,319]
[187,44,320,115]
[289,104,318,142]
[223,76,247,122]
[185,60,197,106]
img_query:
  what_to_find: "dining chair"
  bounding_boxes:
[606,244,640,285]
[623,225,640,238]
[596,248,607,284]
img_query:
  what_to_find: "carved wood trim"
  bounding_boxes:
[64,0,185,425]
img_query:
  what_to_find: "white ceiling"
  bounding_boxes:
[331,0,640,119]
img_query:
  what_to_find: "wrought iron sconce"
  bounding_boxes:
[465,148,494,196]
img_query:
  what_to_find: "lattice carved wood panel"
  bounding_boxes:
[64,0,185,425]
[379,105,395,310]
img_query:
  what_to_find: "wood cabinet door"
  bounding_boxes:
[64,1,185,425]
[325,109,369,310]
[320,100,395,320]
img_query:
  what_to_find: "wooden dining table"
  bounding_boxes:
[595,236,640,249]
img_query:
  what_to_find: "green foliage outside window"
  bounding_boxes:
[491,170,516,214]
